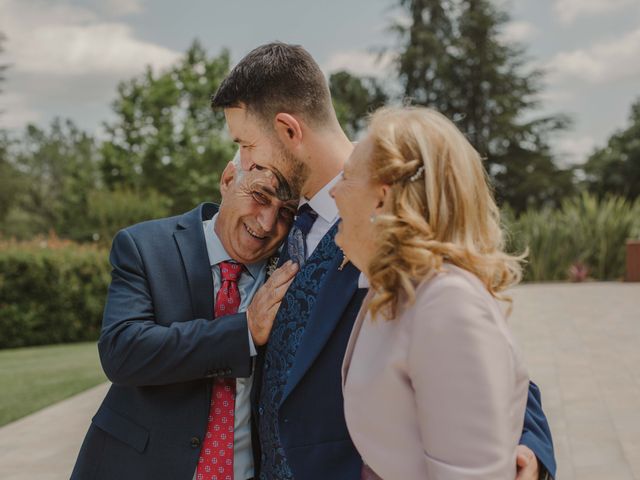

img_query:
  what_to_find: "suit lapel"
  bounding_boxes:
[173,203,218,321]
[341,289,374,387]
[280,249,361,406]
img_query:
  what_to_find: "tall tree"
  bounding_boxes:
[330,71,388,139]
[101,40,235,213]
[391,0,574,212]
[584,98,640,200]
[5,119,100,239]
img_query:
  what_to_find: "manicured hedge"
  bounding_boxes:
[0,237,110,348]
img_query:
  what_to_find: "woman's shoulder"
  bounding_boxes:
[406,264,504,326]
[417,263,491,300]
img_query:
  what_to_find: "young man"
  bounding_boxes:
[212,42,556,480]
[72,159,299,480]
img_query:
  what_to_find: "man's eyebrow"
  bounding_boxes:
[253,183,277,197]
[270,168,294,202]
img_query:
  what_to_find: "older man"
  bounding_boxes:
[71,157,298,480]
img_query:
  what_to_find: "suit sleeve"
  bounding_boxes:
[519,382,557,478]
[98,229,252,387]
[408,277,523,479]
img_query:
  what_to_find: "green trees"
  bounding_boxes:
[1,41,234,243]
[330,71,388,139]
[101,41,234,214]
[0,120,102,240]
[584,98,640,201]
[388,0,574,211]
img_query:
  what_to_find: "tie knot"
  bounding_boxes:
[294,203,319,237]
[218,261,242,282]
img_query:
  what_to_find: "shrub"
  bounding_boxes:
[506,193,640,281]
[0,236,110,348]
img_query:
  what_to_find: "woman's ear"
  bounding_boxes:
[274,113,303,148]
[374,184,391,215]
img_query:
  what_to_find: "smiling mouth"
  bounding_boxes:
[244,223,267,240]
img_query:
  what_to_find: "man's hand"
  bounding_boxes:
[247,260,298,346]
[516,445,540,480]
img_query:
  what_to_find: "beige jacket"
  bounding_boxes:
[342,265,529,479]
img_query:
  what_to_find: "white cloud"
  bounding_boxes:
[500,21,538,43]
[0,0,180,77]
[553,0,638,24]
[553,134,598,165]
[546,28,640,85]
[0,92,42,129]
[0,0,180,131]
[324,49,393,78]
[102,0,144,16]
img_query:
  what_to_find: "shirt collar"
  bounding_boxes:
[203,213,266,279]
[299,173,341,224]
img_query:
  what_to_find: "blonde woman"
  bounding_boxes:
[331,107,535,479]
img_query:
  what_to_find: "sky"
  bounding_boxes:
[1,0,639,166]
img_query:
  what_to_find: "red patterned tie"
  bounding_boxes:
[197,261,243,480]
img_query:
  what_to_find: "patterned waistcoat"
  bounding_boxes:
[258,224,339,479]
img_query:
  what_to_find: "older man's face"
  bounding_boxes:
[215,160,298,265]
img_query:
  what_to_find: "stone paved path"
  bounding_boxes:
[0,282,638,479]
[510,282,640,480]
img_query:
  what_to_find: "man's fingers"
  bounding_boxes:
[269,277,296,304]
[268,261,299,287]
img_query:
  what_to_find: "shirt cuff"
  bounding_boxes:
[247,323,257,357]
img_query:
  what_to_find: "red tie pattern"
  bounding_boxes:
[196,261,243,480]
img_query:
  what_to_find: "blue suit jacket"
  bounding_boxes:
[254,233,556,480]
[72,203,255,480]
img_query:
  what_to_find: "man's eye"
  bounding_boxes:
[252,192,268,205]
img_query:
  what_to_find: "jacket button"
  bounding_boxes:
[190,436,201,448]
[258,406,264,415]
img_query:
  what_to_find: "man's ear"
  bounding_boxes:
[219,161,237,199]
[274,113,303,148]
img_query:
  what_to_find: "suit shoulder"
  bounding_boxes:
[121,213,183,239]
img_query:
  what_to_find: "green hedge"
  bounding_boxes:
[506,193,640,282]
[0,238,110,348]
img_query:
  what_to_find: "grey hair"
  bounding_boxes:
[231,150,245,183]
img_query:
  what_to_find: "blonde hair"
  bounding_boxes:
[366,107,524,320]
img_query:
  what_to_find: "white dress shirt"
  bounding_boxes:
[299,174,341,258]
[300,173,371,291]
[196,214,265,480]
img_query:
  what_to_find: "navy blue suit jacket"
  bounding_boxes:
[72,203,255,479]
[254,241,556,480]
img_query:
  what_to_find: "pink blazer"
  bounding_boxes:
[342,265,529,479]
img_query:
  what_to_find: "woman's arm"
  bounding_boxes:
[408,273,524,479]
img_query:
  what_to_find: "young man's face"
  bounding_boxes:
[215,161,298,265]
[224,105,305,198]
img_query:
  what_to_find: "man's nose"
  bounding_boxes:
[257,206,279,233]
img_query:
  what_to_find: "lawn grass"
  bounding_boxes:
[0,342,107,427]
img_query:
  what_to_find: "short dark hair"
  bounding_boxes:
[211,42,333,126]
